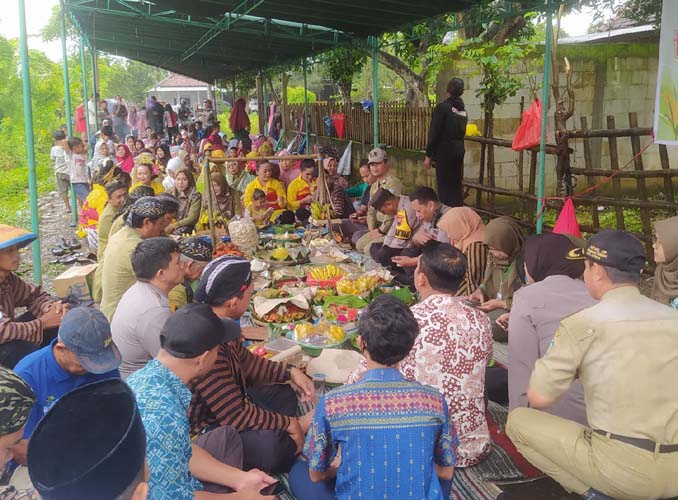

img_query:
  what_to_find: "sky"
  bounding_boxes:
[0,0,596,63]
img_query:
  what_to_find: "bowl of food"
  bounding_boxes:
[293,321,346,357]
[251,289,311,326]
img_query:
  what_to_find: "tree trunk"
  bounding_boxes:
[377,50,430,106]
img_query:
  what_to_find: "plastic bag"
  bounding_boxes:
[553,197,582,238]
[512,99,545,151]
[228,217,259,257]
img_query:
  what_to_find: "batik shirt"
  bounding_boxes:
[127,359,203,500]
[305,368,457,500]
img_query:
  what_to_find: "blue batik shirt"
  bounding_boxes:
[127,359,203,500]
[304,367,458,500]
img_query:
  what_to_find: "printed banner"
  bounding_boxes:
[654,0,678,145]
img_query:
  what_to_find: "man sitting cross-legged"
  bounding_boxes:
[289,294,458,500]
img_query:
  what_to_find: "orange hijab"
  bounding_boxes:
[437,207,485,253]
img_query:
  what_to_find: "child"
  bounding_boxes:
[92,124,114,169]
[50,129,71,212]
[288,294,457,500]
[66,137,90,208]
[245,189,273,228]
[130,162,164,195]
[243,162,287,221]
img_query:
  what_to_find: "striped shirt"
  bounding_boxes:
[189,341,291,436]
[0,273,54,345]
[454,241,489,297]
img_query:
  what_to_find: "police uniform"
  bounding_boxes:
[356,148,403,254]
[506,231,678,500]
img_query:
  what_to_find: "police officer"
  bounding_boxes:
[424,77,467,207]
[356,148,403,254]
[506,230,678,500]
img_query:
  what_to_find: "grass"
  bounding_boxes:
[0,152,54,228]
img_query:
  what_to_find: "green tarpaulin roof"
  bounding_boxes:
[65,0,476,82]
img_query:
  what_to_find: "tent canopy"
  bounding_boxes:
[66,0,476,82]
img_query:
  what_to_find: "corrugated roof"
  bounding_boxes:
[66,0,476,82]
[154,74,209,89]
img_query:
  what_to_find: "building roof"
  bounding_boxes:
[153,74,209,89]
[559,24,657,45]
[65,0,476,82]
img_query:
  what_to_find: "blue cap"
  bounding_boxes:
[58,308,121,374]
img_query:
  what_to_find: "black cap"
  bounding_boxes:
[575,230,646,272]
[220,318,243,343]
[28,379,146,500]
[369,188,397,210]
[195,255,252,305]
[160,303,227,358]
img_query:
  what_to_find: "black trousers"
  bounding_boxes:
[0,312,59,369]
[240,384,299,473]
[434,142,465,207]
[485,365,509,406]
[370,244,421,286]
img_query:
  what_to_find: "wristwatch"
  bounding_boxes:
[284,364,294,380]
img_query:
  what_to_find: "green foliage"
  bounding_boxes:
[97,57,167,104]
[287,87,317,105]
[320,47,367,103]
[215,111,260,137]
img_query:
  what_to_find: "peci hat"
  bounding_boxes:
[194,255,252,305]
[368,147,389,164]
[160,303,228,358]
[568,229,646,273]
[28,379,146,500]
[58,308,121,374]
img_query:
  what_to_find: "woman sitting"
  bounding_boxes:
[243,161,287,222]
[154,143,170,174]
[468,216,525,342]
[652,216,678,309]
[225,159,254,196]
[320,157,354,219]
[198,173,242,230]
[166,168,202,235]
[130,162,164,195]
[507,233,595,424]
[437,207,488,297]
[115,144,135,174]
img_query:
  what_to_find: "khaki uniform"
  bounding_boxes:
[356,173,402,254]
[100,225,142,320]
[507,286,678,500]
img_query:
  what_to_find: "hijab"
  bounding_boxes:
[481,216,525,302]
[484,216,525,264]
[116,144,135,174]
[230,98,250,132]
[163,157,183,192]
[155,143,171,171]
[203,172,238,220]
[652,216,678,305]
[437,207,485,253]
[523,233,584,282]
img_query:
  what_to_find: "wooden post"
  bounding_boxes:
[580,116,599,228]
[256,73,265,134]
[281,73,289,133]
[528,150,538,224]
[607,115,626,230]
[628,112,653,258]
[518,96,526,221]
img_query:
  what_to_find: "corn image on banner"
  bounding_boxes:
[655,0,678,145]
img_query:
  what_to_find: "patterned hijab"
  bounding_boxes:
[0,367,35,435]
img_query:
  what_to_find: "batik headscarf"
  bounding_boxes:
[178,237,213,262]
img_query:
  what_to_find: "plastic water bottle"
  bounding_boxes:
[312,373,326,405]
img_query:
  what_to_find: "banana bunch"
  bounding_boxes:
[336,275,380,295]
[310,202,330,221]
[310,264,345,281]
[328,325,345,343]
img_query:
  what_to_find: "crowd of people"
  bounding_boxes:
[1,79,677,500]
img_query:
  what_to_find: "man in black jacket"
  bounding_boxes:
[424,77,468,207]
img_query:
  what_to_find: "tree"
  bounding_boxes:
[287,87,317,104]
[320,47,367,104]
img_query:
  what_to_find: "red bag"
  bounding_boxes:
[512,98,545,151]
[553,197,581,238]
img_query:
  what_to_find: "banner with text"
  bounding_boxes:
[655,0,678,145]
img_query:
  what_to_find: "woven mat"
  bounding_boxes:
[492,341,509,366]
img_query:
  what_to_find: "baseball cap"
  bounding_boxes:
[195,255,252,305]
[58,308,121,374]
[28,379,146,500]
[368,147,389,164]
[160,303,228,358]
[568,230,646,272]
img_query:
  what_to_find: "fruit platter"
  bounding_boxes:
[306,264,346,288]
[258,246,309,266]
[251,289,311,326]
[292,321,347,357]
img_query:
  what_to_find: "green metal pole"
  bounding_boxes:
[536,0,553,234]
[18,0,42,284]
[90,47,98,131]
[371,36,379,148]
[302,59,309,149]
[60,1,77,226]
[80,38,90,140]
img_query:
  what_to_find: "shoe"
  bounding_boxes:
[51,247,66,257]
[582,489,617,500]
[68,237,82,250]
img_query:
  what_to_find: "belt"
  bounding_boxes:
[593,430,678,454]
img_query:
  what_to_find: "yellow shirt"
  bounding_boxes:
[130,181,164,195]
[287,177,315,211]
[243,177,287,210]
